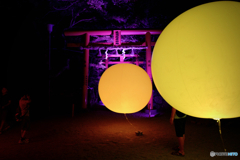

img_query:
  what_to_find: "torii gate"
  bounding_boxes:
[64,29,162,111]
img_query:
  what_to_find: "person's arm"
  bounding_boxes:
[2,100,11,109]
[15,99,22,121]
[170,107,176,125]
[17,99,22,112]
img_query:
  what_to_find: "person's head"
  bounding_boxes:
[21,92,30,99]
[21,93,27,99]
[2,87,8,95]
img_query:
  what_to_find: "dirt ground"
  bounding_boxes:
[0,105,240,160]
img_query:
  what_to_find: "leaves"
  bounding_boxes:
[87,0,106,11]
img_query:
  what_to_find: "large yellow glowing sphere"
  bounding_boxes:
[98,63,152,114]
[152,1,240,119]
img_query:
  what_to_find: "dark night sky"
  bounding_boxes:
[1,1,48,92]
[1,0,218,72]
[1,0,229,106]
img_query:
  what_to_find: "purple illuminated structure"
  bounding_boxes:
[64,29,162,113]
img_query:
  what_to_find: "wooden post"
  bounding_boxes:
[82,33,90,109]
[105,58,108,69]
[146,32,153,110]
[136,55,139,66]
[120,55,124,62]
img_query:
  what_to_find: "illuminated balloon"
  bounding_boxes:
[152,1,240,119]
[98,63,152,114]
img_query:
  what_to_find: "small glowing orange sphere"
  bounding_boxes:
[98,63,152,114]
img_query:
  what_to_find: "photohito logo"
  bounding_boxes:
[210,151,215,157]
[210,151,238,157]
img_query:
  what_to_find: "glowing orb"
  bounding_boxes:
[98,63,152,114]
[152,1,240,119]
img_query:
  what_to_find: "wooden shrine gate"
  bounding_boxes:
[64,30,162,111]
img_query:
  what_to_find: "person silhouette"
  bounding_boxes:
[17,93,31,143]
[0,87,11,134]
[170,107,187,156]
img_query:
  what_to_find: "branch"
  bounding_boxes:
[53,0,78,11]
[54,59,70,78]
[70,17,95,28]
[69,8,87,28]
[70,9,74,27]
